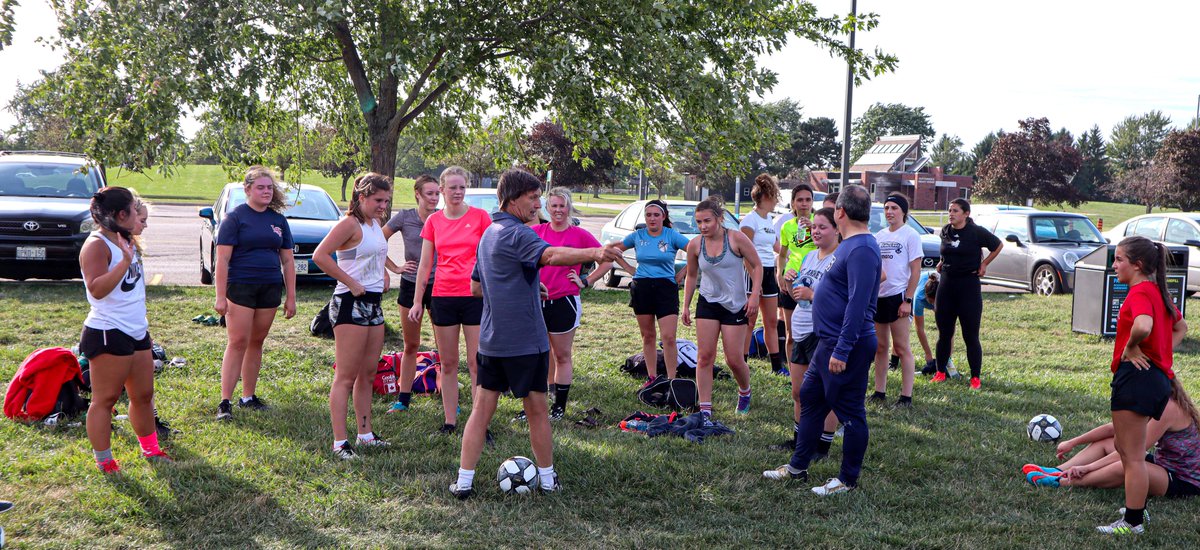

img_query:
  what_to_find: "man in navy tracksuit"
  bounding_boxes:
[763,184,880,496]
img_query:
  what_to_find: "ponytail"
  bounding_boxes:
[1154,242,1178,320]
[90,187,136,243]
[1171,378,1200,428]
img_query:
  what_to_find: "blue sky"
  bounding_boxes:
[2,0,1198,149]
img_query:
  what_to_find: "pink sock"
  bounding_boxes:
[138,431,161,456]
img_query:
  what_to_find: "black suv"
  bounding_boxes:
[0,151,106,280]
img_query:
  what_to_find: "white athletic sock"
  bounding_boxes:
[457,468,475,490]
[357,432,375,442]
[537,465,556,489]
[333,439,347,451]
[240,396,253,404]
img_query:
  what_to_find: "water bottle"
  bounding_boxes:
[43,412,62,427]
[620,419,649,432]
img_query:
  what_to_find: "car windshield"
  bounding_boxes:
[461,192,554,221]
[0,162,102,198]
[867,206,930,235]
[669,204,738,235]
[1030,216,1104,244]
[227,187,341,220]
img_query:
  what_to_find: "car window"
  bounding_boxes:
[1029,216,1105,243]
[1130,217,1165,239]
[1165,219,1200,245]
[668,205,698,234]
[995,216,1030,241]
[463,194,501,214]
[225,187,341,220]
[0,162,101,198]
[615,205,641,230]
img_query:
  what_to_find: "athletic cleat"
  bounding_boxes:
[931,372,948,383]
[448,483,474,500]
[892,398,913,408]
[1096,518,1144,535]
[1117,508,1149,523]
[736,393,752,414]
[512,410,528,423]
[867,393,886,403]
[1022,464,1062,476]
[155,416,179,440]
[437,424,457,436]
[549,407,565,421]
[763,464,808,481]
[237,395,270,410]
[358,433,390,448]
[387,401,409,413]
[920,360,938,375]
[96,458,121,474]
[333,442,358,460]
[216,400,233,422]
[812,477,853,496]
[540,474,563,494]
[143,450,173,464]
[969,377,981,390]
[1026,471,1060,487]
[774,367,790,376]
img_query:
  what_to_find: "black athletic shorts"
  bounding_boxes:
[477,351,550,398]
[874,293,905,324]
[396,277,433,310]
[542,295,582,334]
[430,296,483,327]
[1110,361,1172,420]
[779,286,798,310]
[1145,453,1200,498]
[226,282,283,309]
[695,295,748,326]
[329,291,385,328]
[790,332,819,365]
[751,266,780,298]
[629,277,679,319]
[79,326,152,358]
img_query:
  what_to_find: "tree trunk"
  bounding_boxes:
[341,174,351,202]
[1145,203,1153,214]
[369,130,399,180]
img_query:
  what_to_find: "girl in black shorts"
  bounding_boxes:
[80,187,169,473]
[213,166,297,421]
[314,173,394,460]
[1093,236,1188,535]
[739,174,784,372]
[383,174,441,413]
[682,197,761,417]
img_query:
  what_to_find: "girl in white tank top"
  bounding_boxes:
[333,219,387,295]
[83,231,147,339]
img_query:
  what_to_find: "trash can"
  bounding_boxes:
[1071,244,1188,336]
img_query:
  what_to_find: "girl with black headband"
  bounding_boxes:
[869,194,923,407]
[609,199,689,382]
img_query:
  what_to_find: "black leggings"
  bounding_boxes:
[934,274,984,377]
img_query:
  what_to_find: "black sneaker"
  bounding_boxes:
[889,354,900,370]
[0,500,12,513]
[216,400,233,422]
[867,392,886,403]
[920,360,937,375]
[333,442,357,460]
[893,398,913,408]
[154,416,180,440]
[549,406,565,421]
[485,430,495,447]
[437,423,456,435]
[448,483,474,500]
[237,395,269,411]
[512,410,527,423]
[768,439,796,452]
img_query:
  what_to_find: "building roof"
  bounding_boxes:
[850,135,922,173]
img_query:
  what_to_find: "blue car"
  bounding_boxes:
[199,182,342,284]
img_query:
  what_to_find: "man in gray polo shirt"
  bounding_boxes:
[448,169,620,500]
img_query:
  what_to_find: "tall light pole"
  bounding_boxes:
[838,0,857,192]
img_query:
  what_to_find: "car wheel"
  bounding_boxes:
[200,240,213,285]
[1032,264,1059,296]
[602,268,624,288]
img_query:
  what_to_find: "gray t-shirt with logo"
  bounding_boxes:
[385,208,434,283]
[472,212,552,357]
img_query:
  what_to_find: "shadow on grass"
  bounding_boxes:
[106,444,337,549]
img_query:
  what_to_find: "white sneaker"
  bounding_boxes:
[762,464,807,481]
[1117,507,1149,524]
[1096,518,1143,535]
[812,477,852,496]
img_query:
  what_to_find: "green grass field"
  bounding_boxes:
[1,283,1198,547]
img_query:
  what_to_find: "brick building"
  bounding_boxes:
[807,135,974,210]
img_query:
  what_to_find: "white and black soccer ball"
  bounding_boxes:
[1027,414,1062,442]
[496,456,537,495]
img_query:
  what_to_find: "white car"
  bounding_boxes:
[1104,213,1200,293]
[597,199,740,287]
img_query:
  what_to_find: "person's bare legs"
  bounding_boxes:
[239,307,277,399]
[524,393,554,467]
[459,389,500,470]
[891,319,915,398]
[435,325,462,425]
[397,305,422,394]
[329,324,369,442]
[636,314,659,378]
[86,353,133,453]
[720,324,751,390]
[1112,410,1152,513]
[658,315,679,379]
[695,319,721,405]
[463,324,481,403]
[872,322,891,395]
[123,350,156,439]
[914,316,934,365]
[1057,438,1115,469]
[220,302,253,401]
[351,324,385,436]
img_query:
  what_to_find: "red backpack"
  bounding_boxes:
[4,347,84,421]
[331,357,399,396]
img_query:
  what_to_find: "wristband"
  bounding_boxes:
[582,278,591,289]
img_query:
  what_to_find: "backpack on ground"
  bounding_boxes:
[636,376,699,412]
[4,347,86,422]
[747,319,786,358]
[374,355,400,396]
[310,303,334,338]
[412,350,440,394]
[621,350,665,378]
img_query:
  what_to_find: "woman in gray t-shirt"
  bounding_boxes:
[382,174,440,413]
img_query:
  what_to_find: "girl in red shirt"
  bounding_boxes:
[1098,236,1188,535]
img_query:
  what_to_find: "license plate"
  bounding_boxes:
[295,259,309,274]
[17,246,46,260]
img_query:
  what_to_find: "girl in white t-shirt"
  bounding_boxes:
[870,194,924,407]
[738,173,784,374]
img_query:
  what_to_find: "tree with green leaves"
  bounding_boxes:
[1072,125,1111,201]
[523,119,616,197]
[975,118,1083,207]
[928,134,964,173]
[4,75,86,153]
[1108,111,1173,176]
[754,100,839,176]
[7,1,896,179]
[1156,129,1200,212]
[849,103,935,163]
[962,131,1003,176]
